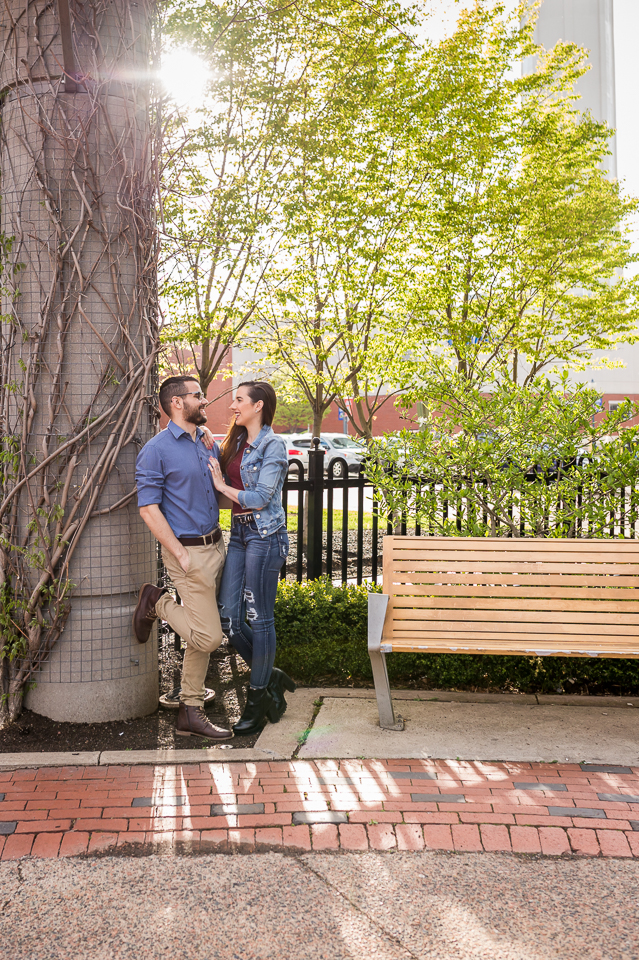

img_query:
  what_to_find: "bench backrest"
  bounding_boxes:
[381,536,639,658]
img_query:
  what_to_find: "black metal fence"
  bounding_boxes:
[282,446,381,585]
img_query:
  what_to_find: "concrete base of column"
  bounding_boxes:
[25,668,159,723]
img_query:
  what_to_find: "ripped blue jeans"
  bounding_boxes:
[217,519,289,689]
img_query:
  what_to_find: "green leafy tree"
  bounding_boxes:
[367,377,639,539]
[159,0,307,392]
[399,1,639,403]
[252,0,424,440]
[160,0,421,408]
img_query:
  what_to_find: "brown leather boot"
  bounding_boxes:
[132,583,166,644]
[176,702,233,740]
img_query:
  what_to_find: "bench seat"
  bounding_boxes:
[368,536,639,729]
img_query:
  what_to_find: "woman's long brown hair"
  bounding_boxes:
[219,381,277,473]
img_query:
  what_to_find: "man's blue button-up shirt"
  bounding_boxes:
[136,420,220,538]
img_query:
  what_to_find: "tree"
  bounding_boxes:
[159,0,419,406]
[158,1,301,393]
[367,377,639,539]
[399,1,639,407]
[251,0,424,439]
[0,0,158,723]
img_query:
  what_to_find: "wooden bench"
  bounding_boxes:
[368,536,639,729]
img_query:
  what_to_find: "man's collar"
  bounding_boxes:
[168,419,202,441]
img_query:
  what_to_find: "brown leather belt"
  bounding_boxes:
[177,527,222,547]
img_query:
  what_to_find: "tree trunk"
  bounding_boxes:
[0,0,159,723]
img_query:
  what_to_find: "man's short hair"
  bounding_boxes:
[159,375,200,417]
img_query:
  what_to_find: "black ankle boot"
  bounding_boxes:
[268,668,297,719]
[233,686,279,736]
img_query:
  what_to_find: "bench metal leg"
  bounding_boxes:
[368,593,404,731]
[369,648,404,731]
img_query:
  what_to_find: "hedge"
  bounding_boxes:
[273,578,639,695]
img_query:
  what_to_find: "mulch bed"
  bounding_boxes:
[0,641,265,753]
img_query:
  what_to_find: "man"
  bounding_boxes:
[133,375,232,740]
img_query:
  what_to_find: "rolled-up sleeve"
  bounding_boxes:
[136,443,164,507]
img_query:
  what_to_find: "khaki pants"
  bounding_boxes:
[156,539,226,707]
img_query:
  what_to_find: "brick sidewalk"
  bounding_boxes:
[1,759,638,860]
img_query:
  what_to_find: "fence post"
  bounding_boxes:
[307,438,325,579]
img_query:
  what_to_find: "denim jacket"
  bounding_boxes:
[228,425,287,537]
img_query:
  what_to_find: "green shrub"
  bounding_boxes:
[273,578,639,695]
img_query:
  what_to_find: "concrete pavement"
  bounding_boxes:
[1,851,637,959]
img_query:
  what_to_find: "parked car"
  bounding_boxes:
[285,433,366,477]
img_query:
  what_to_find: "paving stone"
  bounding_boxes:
[452,824,483,852]
[316,777,357,785]
[597,830,633,858]
[282,825,311,850]
[87,833,119,854]
[59,832,90,857]
[0,794,4,802]
[228,829,255,850]
[132,796,186,807]
[422,825,453,851]
[291,811,348,825]
[548,806,607,819]
[31,833,62,858]
[539,827,570,856]
[339,824,368,850]
[0,822,17,835]
[580,764,633,774]
[480,824,511,852]
[211,803,264,815]
[396,823,426,850]
[597,793,639,804]
[390,772,437,781]
[567,828,600,857]
[412,793,465,803]
[626,832,639,856]
[513,783,567,792]
[510,826,541,854]
[310,823,339,850]
[255,828,283,847]
[1,833,33,859]
[367,824,396,851]
[629,821,639,831]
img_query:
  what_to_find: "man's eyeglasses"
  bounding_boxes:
[176,390,205,401]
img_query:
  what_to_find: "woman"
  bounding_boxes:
[208,381,296,735]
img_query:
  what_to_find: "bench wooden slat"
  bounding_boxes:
[388,560,639,574]
[390,597,639,613]
[387,626,639,643]
[386,639,639,657]
[391,552,639,565]
[389,536,639,552]
[392,577,639,600]
[389,569,639,589]
[387,610,639,638]
[388,612,639,631]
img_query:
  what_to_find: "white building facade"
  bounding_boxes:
[529,0,637,412]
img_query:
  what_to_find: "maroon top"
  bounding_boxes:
[227,439,248,515]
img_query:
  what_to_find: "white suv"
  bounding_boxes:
[285,433,366,477]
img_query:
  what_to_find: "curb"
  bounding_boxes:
[1,689,637,771]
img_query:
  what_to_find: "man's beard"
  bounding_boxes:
[184,406,207,426]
